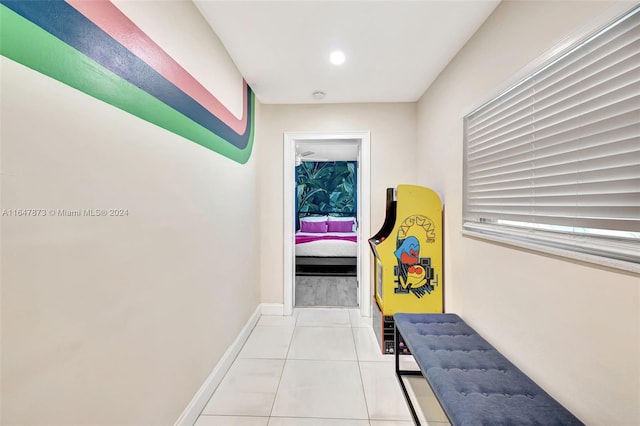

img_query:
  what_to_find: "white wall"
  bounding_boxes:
[257,103,417,304]
[416,1,640,424]
[0,2,260,425]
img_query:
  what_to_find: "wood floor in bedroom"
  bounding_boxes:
[295,275,357,307]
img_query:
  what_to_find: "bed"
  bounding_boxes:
[295,214,358,276]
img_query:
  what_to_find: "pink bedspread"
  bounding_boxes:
[296,233,358,244]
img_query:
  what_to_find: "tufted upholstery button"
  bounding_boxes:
[460,392,466,396]
[482,393,488,397]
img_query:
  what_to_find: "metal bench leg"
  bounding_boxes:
[395,323,423,425]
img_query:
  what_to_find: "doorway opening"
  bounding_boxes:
[283,132,371,317]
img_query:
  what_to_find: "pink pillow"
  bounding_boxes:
[327,220,354,233]
[301,221,327,233]
[328,216,356,223]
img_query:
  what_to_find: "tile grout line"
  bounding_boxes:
[203,309,386,425]
[266,312,300,421]
[273,308,367,423]
[352,323,373,423]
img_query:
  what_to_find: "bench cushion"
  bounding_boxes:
[394,313,584,426]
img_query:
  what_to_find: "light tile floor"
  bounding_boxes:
[196,308,450,426]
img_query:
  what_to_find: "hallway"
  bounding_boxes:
[195,308,450,425]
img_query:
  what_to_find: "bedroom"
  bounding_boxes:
[294,141,360,307]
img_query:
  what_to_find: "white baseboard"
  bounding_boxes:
[261,303,284,316]
[174,304,262,426]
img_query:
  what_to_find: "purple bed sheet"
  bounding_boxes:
[295,233,358,245]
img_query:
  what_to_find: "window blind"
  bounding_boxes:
[463,5,640,268]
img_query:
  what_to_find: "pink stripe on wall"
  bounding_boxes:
[66,0,248,134]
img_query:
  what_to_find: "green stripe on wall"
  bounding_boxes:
[0,5,253,164]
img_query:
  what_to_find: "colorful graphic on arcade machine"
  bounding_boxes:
[393,215,438,298]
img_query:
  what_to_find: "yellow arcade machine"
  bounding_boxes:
[369,185,443,354]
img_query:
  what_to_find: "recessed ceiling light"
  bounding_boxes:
[330,50,345,65]
[312,91,326,100]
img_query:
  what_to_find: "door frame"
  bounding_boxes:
[283,131,371,317]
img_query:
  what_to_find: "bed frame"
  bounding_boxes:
[295,256,356,276]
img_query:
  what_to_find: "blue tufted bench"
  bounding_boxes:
[394,313,584,426]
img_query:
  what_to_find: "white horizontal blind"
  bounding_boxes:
[463,5,640,268]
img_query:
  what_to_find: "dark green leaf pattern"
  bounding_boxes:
[296,161,356,215]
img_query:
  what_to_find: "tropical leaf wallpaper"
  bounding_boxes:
[296,161,357,219]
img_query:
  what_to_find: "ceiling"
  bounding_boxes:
[194,0,501,105]
[295,139,359,162]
